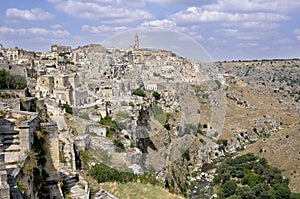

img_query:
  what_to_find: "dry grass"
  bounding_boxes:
[101,182,185,199]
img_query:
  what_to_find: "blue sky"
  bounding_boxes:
[0,0,300,61]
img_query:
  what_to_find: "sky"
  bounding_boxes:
[0,0,300,61]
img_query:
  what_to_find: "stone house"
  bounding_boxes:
[6,47,19,62]
[37,73,96,106]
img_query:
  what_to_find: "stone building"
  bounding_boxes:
[36,73,95,106]
[7,47,19,62]
[134,33,139,50]
[144,83,157,91]
[0,44,5,62]
[51,45,71,54]
[0,43,4,54]
[36,75,55,97]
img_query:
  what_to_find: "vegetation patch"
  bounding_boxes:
[0,69,27,89]
[89,163,161,186]
[60,103,73,114]
[152,103,168,125]
[212,153,297,198]
[132,88,146,97]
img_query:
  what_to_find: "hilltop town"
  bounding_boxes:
[0,35,299,199]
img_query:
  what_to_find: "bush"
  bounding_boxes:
[222,180,237,197]
[152,91,161,100]
[113,139,125,151]
[133,88,146,97]
[89,163,136,183]
[99,116,118,129]
[60,103,73,114]
[89,163,161,186]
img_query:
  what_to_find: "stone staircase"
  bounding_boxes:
[0,118,21,171]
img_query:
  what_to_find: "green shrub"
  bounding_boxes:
[152,91,161,100]
[113,139,125,151]
[133,88,146,97]
[60,103,73,114]
[99,116,118,129]
[89,163,161,186]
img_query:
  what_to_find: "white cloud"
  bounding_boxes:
[218,28,239,35]
[0,26,70,38]
[140,19,187,32]
[50,0,146,7]
[235,42,258,47]
[81,25,128,34]
[294,29,300,35]
[218,28,279,40]
[274,39,292,44]
[204,0,300,13]
[145,0,211,7]
[51,24,64,29]
[170,7,289,24]
[241,22,280,30]
[48,0,153,24]
[294,29,300,41]
[6,8,54,20]
[140,19,194,40]
[188,31,204,41]
[221,21,280,31]
[141,19,177,29]
[207,36,217,42]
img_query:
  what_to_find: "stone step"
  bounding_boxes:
[3,134,19,139]
[3,139,20,145]
[5,164,18,170]
[0,128,19,135]
[60,173,79,189]
[4,144,21,152]
[64,178,79,189]
[5,152,19,163]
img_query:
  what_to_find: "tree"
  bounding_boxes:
[0,69,26,89]
[222,180,237,197]
[152,91,161,100]
[273,183,291,198]
[60,103,73,114]
[0,69,8,88]
[213,153,295,198]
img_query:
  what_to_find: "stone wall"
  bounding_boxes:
[10,110,39,153]
[87,124,107,137]
[0,63,27,77]
[0,88,27,98]
[44,98,62,116]
[0,143,10,199]
[53,88,73,105]
[20,97,35,111]
[41,122,60,172]
[74,90,89,106]
[36,75,54,98]
[0,182,10,199]
[0,98,20,110]
[74,135,90,151]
